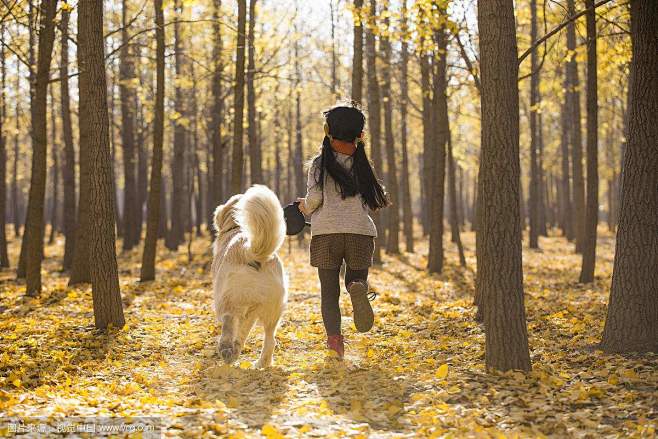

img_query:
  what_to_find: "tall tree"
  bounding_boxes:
[399,0,414,253]
[558,65,573,240]
[476,0,531,371]
[60,9,76,270]
[47,88,58,245]
[11,63,20,238]
[528,0,541,249]
[566,0,585,253]
[77,0,125,329]
[22,0,58,296]
[247,0,263,184]
[350,0,364,104]
[0,23,8,267]
[600,0,657,354]
[427,25,448,274]
[169,0,187,249]
[447,136,466,267]
[380,10,399,254]
[119,0,139,250]
[230,0,247,194]
[140,0,166,282]
[365,0,383,263]
[579,0,599,283]
[210,0,224,220]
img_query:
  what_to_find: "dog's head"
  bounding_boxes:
[213,194,242,235]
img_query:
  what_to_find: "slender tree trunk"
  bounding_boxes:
[579,0,599,283]
[399,0,413,253]
[140,0,166,282]
[77,0,125,329]
[48,88,58,245]
[600,0,658,353]
[476,0,531,372]
[351,0,364,104]
[528,0,540,249]
[448,135,466,267]
[566,0,585,253]
[60,10,76,270]
[247,0,262,185]
[381,11,399,254]
[119,0,139,251]
[330,0,339,97]
[12,65,21,239]
[420,44,432,236]
[365,0,383,263]
[210,0,224,223]
[559,66,573,240]
[428,27,447,274]
[0,24,8,267]
[23,0,58,296]
[230,0,247,194]
[293,33,304,202]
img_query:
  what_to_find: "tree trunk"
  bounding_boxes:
[48,88,58,245]
[247,0,262,185]
[365,0,383,263]
[0,23,8,267]
[566,0,585,253]
[476,0,531,372]
[381,11,399,255]
[120,0,139,251]
[140,0,166,282]
[399,0,413,253]
[528,0,540,249]
[77,0,125,329]
[600,0,658,353]
[427,27,447,274]
[60,10,76,270]
[12,64,21,238]
[559,65,573,240]
[350,0,364,104]
[420,45,432,237]
[230,0,247,194]
[23,0,58,296]
[579,0,599,283]
[448,136,466,267]
[210,0,224,222]
[169,0,186,249]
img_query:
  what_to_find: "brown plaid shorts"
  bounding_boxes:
[310,233,375,270]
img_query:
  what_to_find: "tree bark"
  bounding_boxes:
[380,11,399,255]
[528,0,540,249]
[60,10,76,270]
[600,0,658,354]
[476,0,531,372]
[566,0,585,253]
[12,64,21,239]
[140,0,166,282]
[119,0,139,251]
[559,65,573,240]
[210,0,224,224]
[77,0,125,329]
[247,0,262,185]
[230,0,247,194]
[0,23,8,267]
[399,0,413,253]
[48,88,58,245]
[427,27,447,274]
[365,0,383,263]
[420,46,431,237]
[23,0,58,296]
[448,135,466,267]
[350,0,364,104]
[579,0,599,283]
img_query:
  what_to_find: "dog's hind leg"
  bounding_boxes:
[235,311,257,355]
[255,319,279,368]
[218,314,240,364]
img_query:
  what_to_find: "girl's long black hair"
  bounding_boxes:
[312,104,389,211]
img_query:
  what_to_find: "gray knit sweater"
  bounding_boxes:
[304,152,377,237]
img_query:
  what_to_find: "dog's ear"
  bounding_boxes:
[214,194,242,233]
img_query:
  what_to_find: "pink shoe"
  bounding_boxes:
[326,335,345,359]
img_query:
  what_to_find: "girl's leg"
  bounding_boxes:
[318,268,342,336]
[345,268,369,288]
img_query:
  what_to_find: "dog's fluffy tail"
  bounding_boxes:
[235,185,286,261]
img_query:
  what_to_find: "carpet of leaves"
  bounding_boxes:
[0,230,656,438]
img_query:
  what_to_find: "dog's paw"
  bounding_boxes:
[218,342,239,364]
[255,358,273,369]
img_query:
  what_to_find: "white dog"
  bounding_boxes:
[211,185,287,368]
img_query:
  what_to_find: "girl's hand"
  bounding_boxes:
[296,198,307,215]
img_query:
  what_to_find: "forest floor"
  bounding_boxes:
[0,229,656,438]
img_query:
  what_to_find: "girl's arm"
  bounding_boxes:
[301,162,322,215]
